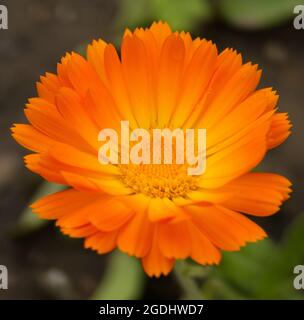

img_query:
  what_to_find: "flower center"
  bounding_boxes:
[118,163,198,198]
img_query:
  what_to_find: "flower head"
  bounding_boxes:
[12,22,291,277]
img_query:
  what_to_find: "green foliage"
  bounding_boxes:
[218,0,300,30]
[116,0,213,32]
[116,0,299,33]
[91,250,145,300]
[13,182,66,236]
[200,214,304,299]
[282,214,304,268]
[175,260,208,299]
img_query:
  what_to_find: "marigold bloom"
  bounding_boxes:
[12,22,292,277]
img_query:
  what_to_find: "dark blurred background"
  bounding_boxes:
[0,0,303,299]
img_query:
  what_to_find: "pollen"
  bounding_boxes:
[118,163,198,198]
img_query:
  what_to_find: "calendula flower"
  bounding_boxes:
[12,22,291,277]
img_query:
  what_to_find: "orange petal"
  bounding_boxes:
[148,197,188,222]
[206,88,278,151]
[55,87,100,151]
[171,40,217,127]
[87,39,108,82]
[11,124,54,153]
[84,231,118,254]
[24,98,91,153]
[185,48,242,128]
[61,224,99,238]
[158,220,191,259]
[66,52,101,96]
[24,154,65,184]
[121,35,154,128]
[157,34,185,127]
[104,44,138,129]
[36,73,61,103]
[55,197,108,228]
[117,210,153,258]
[200,63,261,130]
[206,109,273,157]
[84,84,122,132]
[57,53,73,87]
[149,21,172,51]
[267,113,292,149]
[89,199,134,232]
[48,141,119,176]
[31,189,101,220]
[186,204,266,251]
[142,226,175,277]
[185,188,232,204]
[223,172,292,216]
[198,121,269,188]
[61,171,132,195]
[188,221,221,265]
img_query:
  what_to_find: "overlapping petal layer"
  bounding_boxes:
[12,22,291,277]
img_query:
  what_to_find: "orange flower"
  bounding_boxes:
[12,22,292,277]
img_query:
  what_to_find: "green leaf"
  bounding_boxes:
[282,213,304,259]
[117,0,151,30]
[201,216,304,299]
[219,0,300,30]
[203,278,248,300]
[116,0,213,32]
[274,213,304,277]
[13,182,66,236]
[174,260,207,299]
[91,250,145,300]
[214,240,277,296]
[151,0,213,31]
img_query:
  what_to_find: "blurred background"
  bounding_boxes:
[0,0,303,299]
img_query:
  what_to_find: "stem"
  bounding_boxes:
[174,261,204,300]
